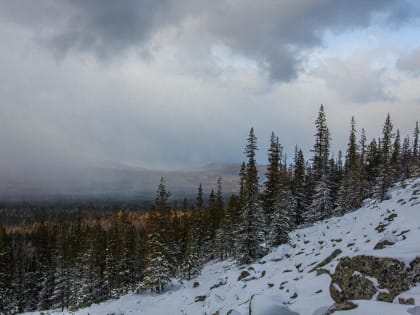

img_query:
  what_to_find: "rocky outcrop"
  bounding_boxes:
[330,255,420,304]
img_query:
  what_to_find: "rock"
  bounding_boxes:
[330,255,410,303]
[238,270,250,281]
[227,310,241,315]
[193,281,200,288]
[248,294,300,315]
[325,301,358,314]
[195,295,207,302]
[384,213,397,222]
[309,249,342,273]
[210,279,227,290]
[290,292,298,299]
[408,257,420,284]
[399,297,415,305]
[374,239,395,249]
[315,268,331,276]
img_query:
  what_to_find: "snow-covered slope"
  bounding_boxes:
[25,179,420,315]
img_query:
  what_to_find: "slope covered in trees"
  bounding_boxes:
[0,107,419,313]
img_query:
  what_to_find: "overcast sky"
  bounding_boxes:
[0,0,419,175]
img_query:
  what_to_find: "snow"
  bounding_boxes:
[22,178,420,315]
[248,294,299,315]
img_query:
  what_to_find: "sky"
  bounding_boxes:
[0,0,419,179]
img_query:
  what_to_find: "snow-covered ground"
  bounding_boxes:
[24,179,420,315]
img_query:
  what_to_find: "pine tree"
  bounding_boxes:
[359,128,369,199]
[182,196,188,211]
[391,129,402,181]
[196,183,204,211]
[292,148,306,225]
[401,135,412,180]
[263,132,292,247]
[413,121,419,159]
[308,105,333,222]
[236,128,266,264]
[412,121,420,176]
[337,117,363,213]
[215,195,238,260]
[374,114,394,200]
[179,220,201,281]
[312,105,330,180]
[143,178,172,292]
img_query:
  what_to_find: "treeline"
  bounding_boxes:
[0,106,419,313]
[0,199,153,227]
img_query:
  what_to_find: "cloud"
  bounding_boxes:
[397,48,420,76]
[313,53,392,103]
[1,0,417,81]
[0,1,419,197]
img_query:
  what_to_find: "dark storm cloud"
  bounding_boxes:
[1,0,416,81]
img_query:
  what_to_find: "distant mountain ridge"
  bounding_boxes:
[0,162,262,201]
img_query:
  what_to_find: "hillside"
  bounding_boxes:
[24,178,420,315]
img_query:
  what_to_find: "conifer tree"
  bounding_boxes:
[196,183,204,211]
[143,178,171,292]
[312,105,330,180]
[337,117,363,213]
[374,114,394,200]
[414,121,419,159]
[263,132,292,247]
[391,129,402,180]
[401,135,412,180]
[292,148,306,225]
[307,105,333,222]
[236,128,266,264]
[412,121,419,176]
[215,194,239,260]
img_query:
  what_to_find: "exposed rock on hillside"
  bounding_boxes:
[330,255,419,303]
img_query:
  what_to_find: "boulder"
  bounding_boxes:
[330,255,410,303]
[238,270,250,281]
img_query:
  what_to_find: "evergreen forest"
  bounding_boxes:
[1,106,419,314]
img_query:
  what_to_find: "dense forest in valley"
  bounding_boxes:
[1,106,419,314]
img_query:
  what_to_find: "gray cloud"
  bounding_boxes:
[313,54,393,103]
[397,48,420,76]
[1,0,417,81]
[0,1,419,198]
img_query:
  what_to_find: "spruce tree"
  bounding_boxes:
[374,114,394,200]
[312,105,330,179]
[337,117,363,213]
[263,132,292,247]
[391,129,402,181]
[401,135,412,180]
[143,178,171,292]
[307,105,333,222]
[412,121,420,176]
[292,148,306,225]
[236,128,266,264]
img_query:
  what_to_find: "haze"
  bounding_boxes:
[0,0,419,198]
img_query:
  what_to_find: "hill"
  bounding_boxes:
[23,178,420,315]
